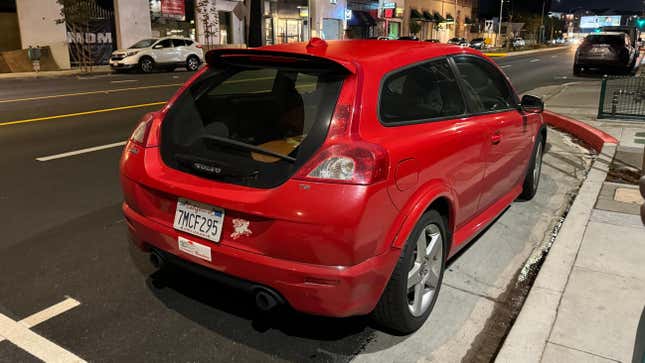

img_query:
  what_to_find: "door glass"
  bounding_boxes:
[453,56,516,113]
[380,59,465,123]
[156,39,173,48]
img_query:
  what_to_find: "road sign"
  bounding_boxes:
[485,20,493,33]
[383,2,396,9]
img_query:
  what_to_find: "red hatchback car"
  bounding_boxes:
[120,39,546,334]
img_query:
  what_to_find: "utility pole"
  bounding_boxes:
[540,0,546,43]
[497,0,503,47]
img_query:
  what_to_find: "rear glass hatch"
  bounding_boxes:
[160,51,349,188]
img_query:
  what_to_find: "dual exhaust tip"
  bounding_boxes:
[149,250,284,312]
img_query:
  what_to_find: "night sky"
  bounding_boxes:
[479,0,643,17]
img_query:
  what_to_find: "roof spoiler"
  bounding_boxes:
[205,48,356,74]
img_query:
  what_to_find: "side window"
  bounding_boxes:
[379,59,465,124]
[184,40,194,46]
[156,39,173,48]
[453,56,515,113]
[173,39,187,47]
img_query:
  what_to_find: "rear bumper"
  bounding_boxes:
[123,202,400,317]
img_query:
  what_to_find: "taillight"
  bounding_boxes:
[130,112,161,147]
[295,142,389,185]
[196,44,203,49]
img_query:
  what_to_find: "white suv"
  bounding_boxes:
[110,37,204,73]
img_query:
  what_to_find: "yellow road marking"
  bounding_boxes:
[485,53,508,57]
[0,83,183,103]
[0,102,166,127]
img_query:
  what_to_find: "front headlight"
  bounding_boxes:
[126,50,139,57]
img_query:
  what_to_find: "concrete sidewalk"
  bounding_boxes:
[497,81,645,363]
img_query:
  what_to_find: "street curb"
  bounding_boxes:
[495,119,618,362]
[484,46,568,58]
[542,110,618,152]
[0,66,112,80]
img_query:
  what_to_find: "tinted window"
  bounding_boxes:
[380,59,465,124]
[185,40,194,46]
[156,39,173,48]
[585,35,624,46]
[173,39,189,47]
[130,39,157,48]
[453,56,515,113]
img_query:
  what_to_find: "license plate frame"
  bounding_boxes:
[173,198,225,243]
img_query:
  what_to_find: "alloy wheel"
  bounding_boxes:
[141,59,153,73]
[407,224,443,317]
[188,57,199,71]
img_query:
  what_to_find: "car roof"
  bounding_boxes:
[588,32,624,36]
[258,40,482,74]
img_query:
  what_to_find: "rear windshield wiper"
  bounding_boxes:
[198,134,297,163]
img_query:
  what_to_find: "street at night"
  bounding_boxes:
[1,0,645,361]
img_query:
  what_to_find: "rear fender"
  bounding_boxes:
[389,179,457,251]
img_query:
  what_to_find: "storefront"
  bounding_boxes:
[346,10,377,39]
[149,0,196,39]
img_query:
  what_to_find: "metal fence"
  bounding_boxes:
[598,76,645,120]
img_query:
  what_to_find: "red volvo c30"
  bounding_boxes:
[120,38,545,334]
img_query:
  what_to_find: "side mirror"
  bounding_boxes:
[520,94,544,113]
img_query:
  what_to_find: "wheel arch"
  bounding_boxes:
[390,180,457,253]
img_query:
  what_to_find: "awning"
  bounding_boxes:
[410,8,423,20]
[423,11,433,21]
[348,10,376,27]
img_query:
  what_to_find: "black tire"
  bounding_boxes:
[186,55,200,71]
[372,210,447,335]
[519,133,545,201]
[573,64,582,76]
[139,56,154,73]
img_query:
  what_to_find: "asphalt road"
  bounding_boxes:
[0,45,593,362]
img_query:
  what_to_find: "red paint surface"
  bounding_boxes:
[542,110,618,152]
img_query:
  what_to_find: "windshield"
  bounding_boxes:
[160,60,346,188]
[130,39,157,49]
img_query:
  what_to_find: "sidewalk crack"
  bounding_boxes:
[545,341,621,362]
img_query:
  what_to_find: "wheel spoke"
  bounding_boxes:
[408,263,422,289]
[425,267,440,288]
[412,283,424,315]
[416,232,427,263]
[426,232,441,259]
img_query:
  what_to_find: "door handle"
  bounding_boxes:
[491,132,502,145]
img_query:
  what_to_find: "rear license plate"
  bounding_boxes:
[178,236,212,262]
[173,198,224,243]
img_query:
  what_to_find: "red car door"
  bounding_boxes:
[452,56,529,211]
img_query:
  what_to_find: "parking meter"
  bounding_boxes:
[27,46,42,72]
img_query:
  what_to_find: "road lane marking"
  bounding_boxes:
[36,141,127,161]
[529,58,541,63]
[0,76,275,104]
[110,79,138,84]
[500,65,512,69]
[0,84,182,104]
[0,102,165,127]
[551,55,558,58]
[0,297,85,362]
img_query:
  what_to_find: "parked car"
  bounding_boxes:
[469,37,487,49]
[447,37,469,46]
[110,37,204,73]
[120,39,546,334]
[574,32,637,75]
[510,37,526,48]
[398,36,419,41]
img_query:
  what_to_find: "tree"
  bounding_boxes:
[409,21,422,35]
[56,0,97,72]
[196,0,219,48]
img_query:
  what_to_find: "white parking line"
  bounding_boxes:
[500,65,512,69]
[529,58,541,63]
[0,297,85,362]
[36,141,127,162]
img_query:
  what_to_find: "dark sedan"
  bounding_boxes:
[574,32,637,75]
